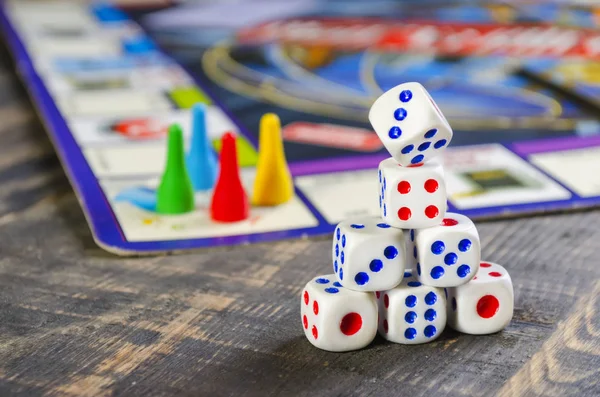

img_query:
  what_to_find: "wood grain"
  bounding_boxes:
[0,41,598,397]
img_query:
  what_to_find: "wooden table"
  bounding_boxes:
[0,42,598,397]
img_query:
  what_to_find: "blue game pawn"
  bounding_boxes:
[186,104,218,191]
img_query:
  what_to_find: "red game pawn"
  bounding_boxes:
[210,132,249,222]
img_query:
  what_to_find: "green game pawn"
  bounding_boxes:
[156,124,195,214]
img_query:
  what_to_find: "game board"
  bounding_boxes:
[2,0,600,255]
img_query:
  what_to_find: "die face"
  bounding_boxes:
[446,262,513,335]
[332,217,406,292]
[301,275,378,352]
[414,212,481,287]
[379,158,447,229]
[377,271,446,344]
[368,82,453,166]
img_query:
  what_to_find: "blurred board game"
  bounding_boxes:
[2,0,600,255]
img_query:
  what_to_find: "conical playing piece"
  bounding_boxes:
[187,103,218,191]
[156,124,195,214]
[211,132,249,222]
[252,113,293,206]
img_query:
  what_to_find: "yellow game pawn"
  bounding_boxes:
[252,113,294,206]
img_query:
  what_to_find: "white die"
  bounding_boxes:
[377,271,446,344]
[332,217,406,292]
[413,212,480,287]
[446,262,513,335]
[368,82,453,166]
[301,275,378,352]
[378,157,447,229]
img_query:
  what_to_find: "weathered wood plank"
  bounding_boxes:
[0,40,598,397]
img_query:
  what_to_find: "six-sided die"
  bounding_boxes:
[379,157,447,229]
[301,275,378,352]
[332,217,406,292]
[445,261,514,335]
[413,212,481,287]
[377,270,446,344]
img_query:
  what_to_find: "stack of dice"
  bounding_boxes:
[300,82,514,352]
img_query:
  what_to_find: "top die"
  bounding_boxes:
[368,82,453,166]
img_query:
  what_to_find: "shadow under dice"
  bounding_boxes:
[414,212,481,287]
[368,82,453,166]
[332,217,406,292]
[446,262,514,335]
[301,275,378,352]
[377,271,446,344]
[379,157,447,229]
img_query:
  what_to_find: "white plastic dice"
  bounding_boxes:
[301,275,378,352]
[446,261,513,335]
[404,230,417,271]
[368,82,453,166]
[413,212,480,287]
[377,270,446,344]
[332,217,406,292]
[378,157,447,229]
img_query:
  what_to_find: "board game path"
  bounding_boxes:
[0,43,598,396]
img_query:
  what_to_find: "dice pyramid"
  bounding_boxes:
[300,82,514,352]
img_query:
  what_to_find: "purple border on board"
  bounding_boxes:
[289,153,387,176]
[512,135,600,156]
